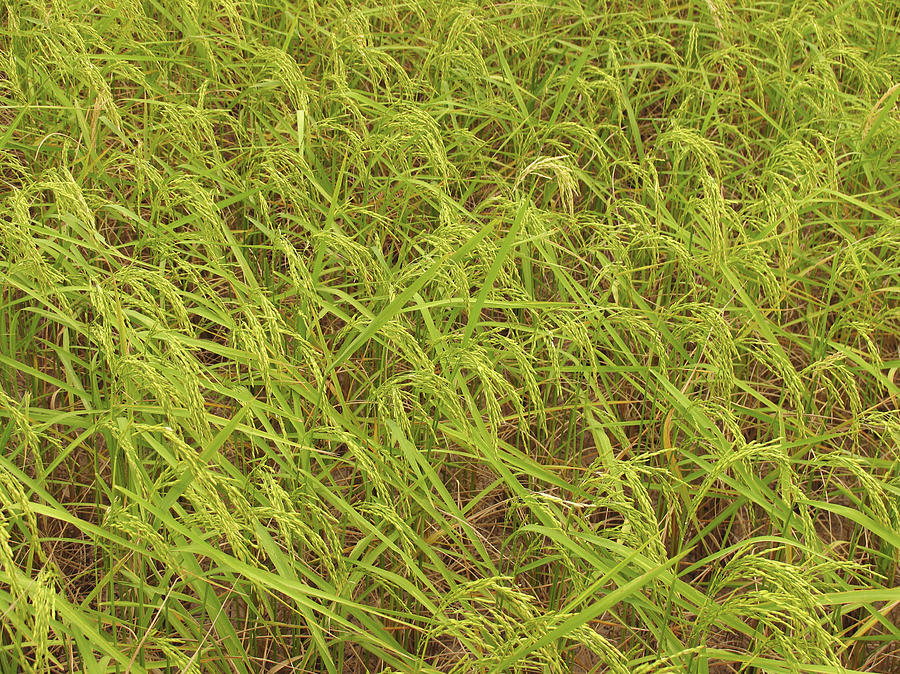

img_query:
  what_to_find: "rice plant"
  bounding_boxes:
[1,0,899,671]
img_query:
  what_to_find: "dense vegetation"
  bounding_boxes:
[1,0,899,671]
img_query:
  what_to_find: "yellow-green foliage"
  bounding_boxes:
[0,0,898,672]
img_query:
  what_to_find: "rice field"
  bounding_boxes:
[1,0,899,671]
